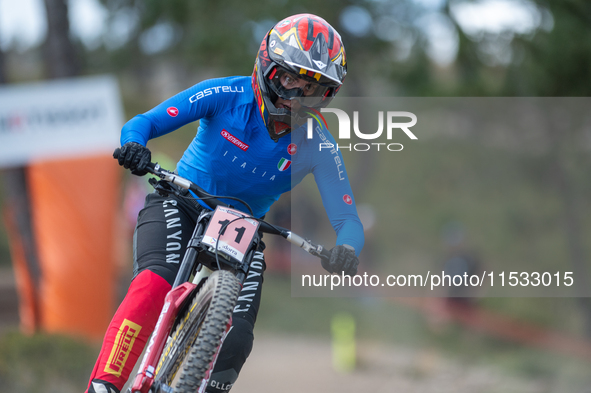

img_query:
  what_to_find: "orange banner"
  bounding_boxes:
[27,155,121,340]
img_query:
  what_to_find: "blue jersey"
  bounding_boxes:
[121,76,364,254]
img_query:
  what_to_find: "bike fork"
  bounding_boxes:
[130,267,214,393]
[129,282,198,393]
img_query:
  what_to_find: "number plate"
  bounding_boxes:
[202,207,259,263]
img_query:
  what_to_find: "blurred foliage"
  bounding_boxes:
[82,0,591,97]
[0,331,97,393]
[503,0,591,95]
[294,132,591,331]
[91,0,389,94]
[1,0,589,98]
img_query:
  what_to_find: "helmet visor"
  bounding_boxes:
[266,67,334,107]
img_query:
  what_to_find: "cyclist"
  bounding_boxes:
[86,13,364,393]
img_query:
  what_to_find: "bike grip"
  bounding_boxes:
[258,221,285,236]
[146,162,157,173]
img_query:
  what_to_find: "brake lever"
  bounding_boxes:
[149,177,174,197]
[309,243,331,262]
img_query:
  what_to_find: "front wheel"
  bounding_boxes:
[154,270,241,393]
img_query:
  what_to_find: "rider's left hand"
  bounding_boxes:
[322,244,358,276]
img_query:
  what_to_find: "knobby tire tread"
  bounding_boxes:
[154,270,241,393]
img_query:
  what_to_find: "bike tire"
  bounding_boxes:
[154,269,241,393]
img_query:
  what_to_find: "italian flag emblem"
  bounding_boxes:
[277,157,291,171]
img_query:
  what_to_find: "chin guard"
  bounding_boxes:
[272,121,291,141]
[267,105,314,142]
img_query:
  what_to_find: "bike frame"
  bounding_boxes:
[128,163,330,393]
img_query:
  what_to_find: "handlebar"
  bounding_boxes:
[142,161,331,261]
[146,162,227,210]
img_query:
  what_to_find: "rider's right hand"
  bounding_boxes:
[113,142,152,176]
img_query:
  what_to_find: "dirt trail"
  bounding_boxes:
[233,333,543,393]
[120,332,546,393]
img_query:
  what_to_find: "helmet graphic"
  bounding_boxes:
[252,14,347,142]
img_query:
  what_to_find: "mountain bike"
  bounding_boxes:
[125,161,331,393]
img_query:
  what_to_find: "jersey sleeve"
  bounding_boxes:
[120,78,236,146]
[311,125,365,256]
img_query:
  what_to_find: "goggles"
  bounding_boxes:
[266,66,336,107]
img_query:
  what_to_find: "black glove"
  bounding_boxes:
[113,142,151,176]
[322,244,358,276]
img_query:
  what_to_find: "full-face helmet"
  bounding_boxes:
[252,14,347,141]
